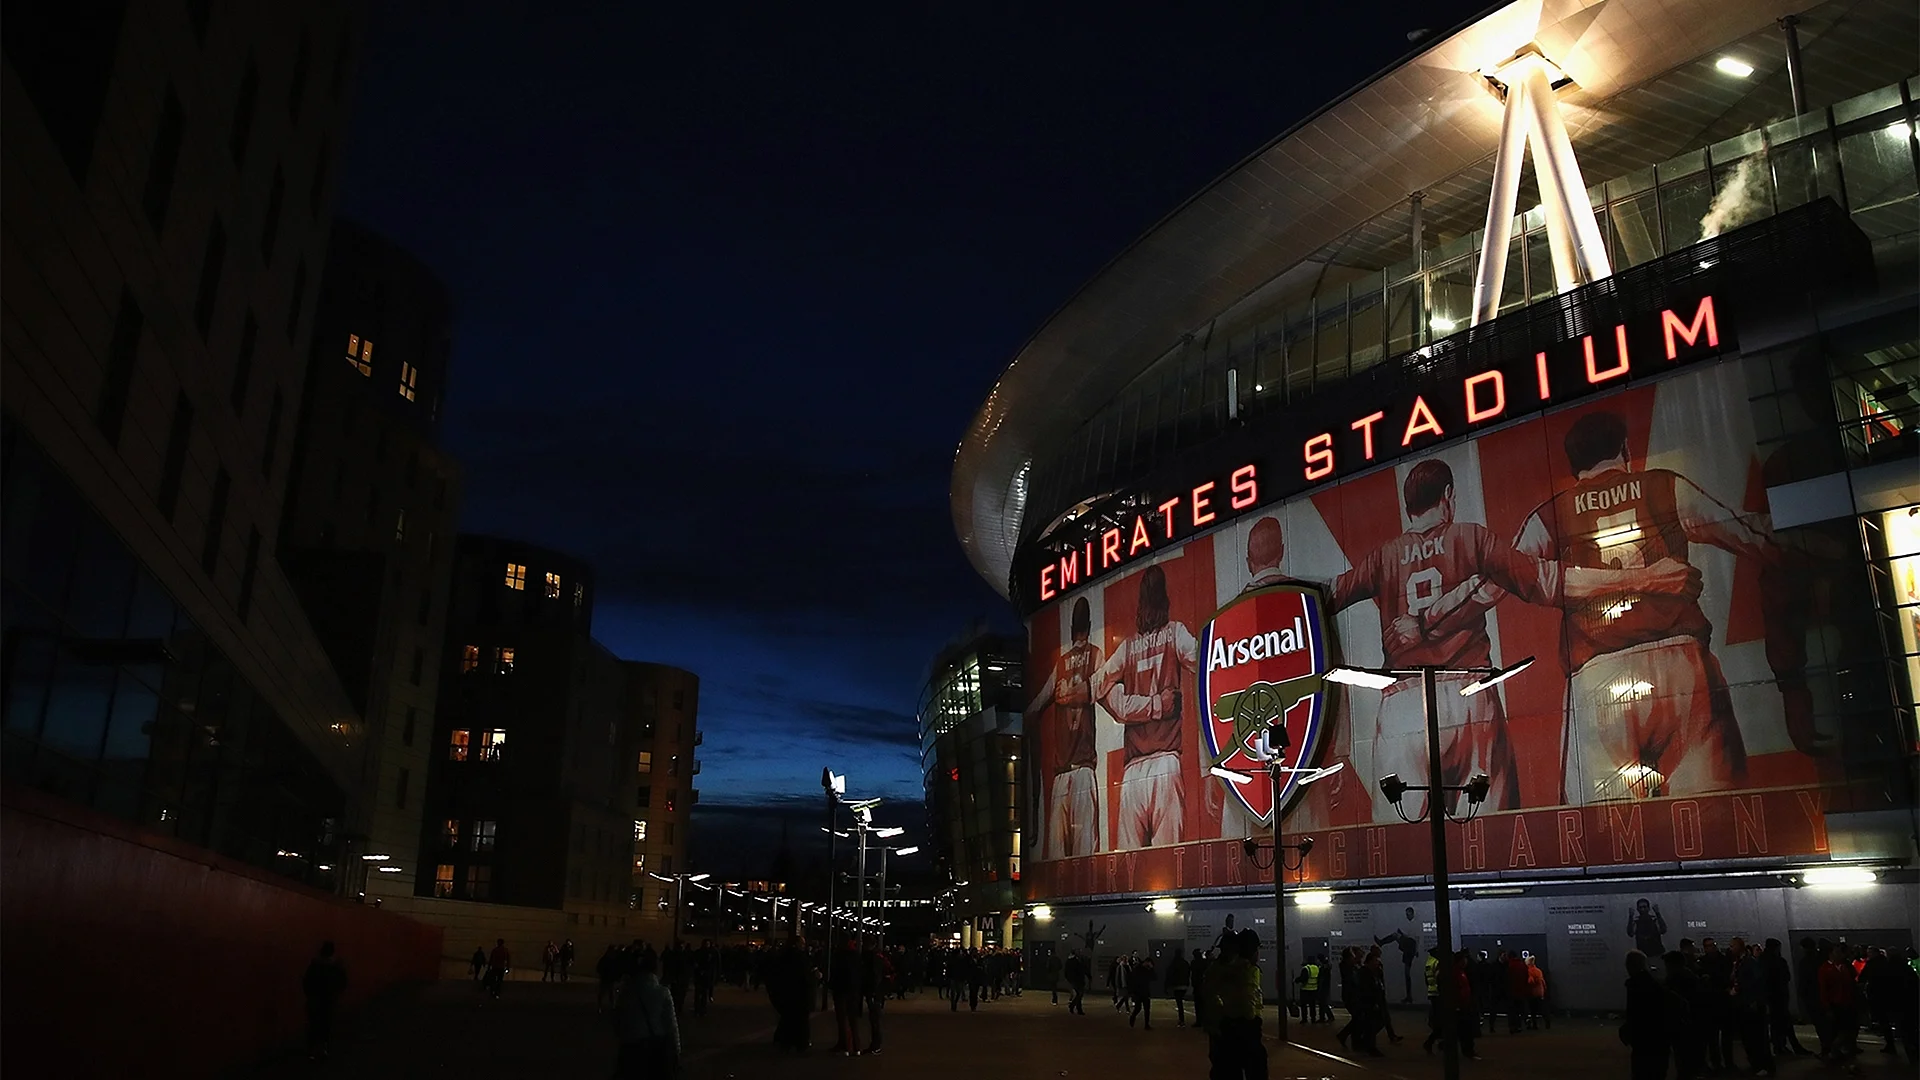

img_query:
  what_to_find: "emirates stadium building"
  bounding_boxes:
[953,0,1919,1008]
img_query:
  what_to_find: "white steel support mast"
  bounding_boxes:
[1470,47,1612,327]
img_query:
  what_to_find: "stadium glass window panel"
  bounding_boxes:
[1658,170,1713,252]
[1523,230,1554,305]
[1608,191,1662,270]
[1385,278,1422,357]
[504,562,526,590]
[1770,135,1839,213]
[471,820,497,851]
[1253,316,1288,405]
[346,334,371,376]
[40,658,115,762]
[544,571,561,598]
[1312,291,1349,385]
[1347,274,1386,373]
[478,729,505,761]
[466,864,491,900]
[448,729,470,762]
[1838,122,1919,218]
[434,864,454,897]
[1426,256,1475,336]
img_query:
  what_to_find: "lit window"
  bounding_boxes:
[434,864,454,897]
[494,646,515,674]
[449,729,470,762]
[637,751,652,775]
[633,819,648,842]
[478,729,506,761]
[573,582,584,610]
[460,644,479,673]
[505,562,526,590]
[545,570,561,598]
[466,864,491,900]
[346,334,371,376]
[442,818,460,846]
[397,361,418,402]
[394,508,406,541]
[471,820,497,851]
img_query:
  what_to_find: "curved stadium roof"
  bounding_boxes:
[951,0,1916,599]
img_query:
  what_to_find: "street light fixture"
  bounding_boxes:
[1327,655,1534,1080]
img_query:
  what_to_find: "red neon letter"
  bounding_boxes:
[1400,396,1443,446]
[1101,528,1122,568]
[1661,295,1719,359]
[1584,325,1630,384]
[1229,465,1258,509]
[1129,515,1152,555]
[1039,565,1056,601]
[1085,541,1095,577]
[1464,370,1506,423]
[1350,410,1386,460]
[1157,496,1181,539]
[1304,434,1334,480]
[1191,481,1217,527]
[1059,550,1079,588]
[1535,351,1551,401]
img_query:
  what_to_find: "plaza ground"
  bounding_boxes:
[234,977,1912,1079]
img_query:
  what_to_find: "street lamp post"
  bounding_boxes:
[875,844,918,945]
[648,871,711,947]
[1326,656,1532,1080]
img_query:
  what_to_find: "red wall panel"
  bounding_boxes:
[1,786,443,1078]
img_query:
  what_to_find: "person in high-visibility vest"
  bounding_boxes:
[1295,959,1320,1022]
[1422,948,1446,1054]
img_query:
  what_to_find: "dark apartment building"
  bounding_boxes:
[1,4,441,1076]
[278,220,463,901]
[419,536,699,941]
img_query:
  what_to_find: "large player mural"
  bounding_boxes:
[1024,362,1856,900]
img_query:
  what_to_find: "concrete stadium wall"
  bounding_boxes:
[1026,873,1920,1014]
[0,786,441,1078]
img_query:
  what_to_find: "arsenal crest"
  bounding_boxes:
[1199,584,1330,825]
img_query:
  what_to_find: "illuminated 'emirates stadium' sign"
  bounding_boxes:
[1034,293,1730,605]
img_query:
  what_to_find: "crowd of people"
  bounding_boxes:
[1622,937,1919,1079]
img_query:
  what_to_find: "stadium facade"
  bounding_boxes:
[952,0,1919,1008]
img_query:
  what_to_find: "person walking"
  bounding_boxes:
[1623,951,1673,1080]
[1760,938,1808,1058]
[560,939,575,983]
[1524,954,1549,1029]
[1420,947,1446,1055]
[1191,949,1213,1030]
[542,940,559,983]
[861,944,893,1056]
[1205,929,1267,1080]
[829,939,862,1056]
[1797,937,1832,1058]
[611,949,680,1079]
[302,941,348,1062]
[1128,951,1156,1029]
[1663,950,1704,1080]
[1450,951,1480,1060]
[1066,950,1090,1015]
[1819,944,1861,1060]
[1111,954,1128,1011]
[769,940,815,1055]
[469,945,487,983]
[1730,937,1776,1076]
[1504,950,1530,1034]
[485,938,511,1000]
[1166,949,1192,1028]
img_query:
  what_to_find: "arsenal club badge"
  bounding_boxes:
[1199,584,1331,825]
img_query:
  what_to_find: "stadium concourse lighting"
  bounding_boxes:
[1323,666,1399,690]
[1029,904,1053,920]
[1459,656,1535,696]
[1295,890,1334,907]
[1715,56,1754,77]
[893,846,919,856]
[874,827,905,838]
[1211,765,1254,785]
[1802,866,1876,889]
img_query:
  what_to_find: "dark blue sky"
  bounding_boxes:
[337,1,1481,874]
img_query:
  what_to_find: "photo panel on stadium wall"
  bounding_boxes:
[1024,360,1855,901]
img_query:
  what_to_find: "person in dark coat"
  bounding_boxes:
[1761,938,1809,1057]
[1127,952,1155,1029]
[1165,949,1193,1027]
[828,939,862,1055]
[469,945,487,982]
[303,941,348,1062]
[1622,950,1671,1080]
[1664,951,1704,1080]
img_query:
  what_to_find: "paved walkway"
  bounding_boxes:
[234,981,1913,1080]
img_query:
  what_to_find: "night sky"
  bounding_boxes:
[338,1,1485,876]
